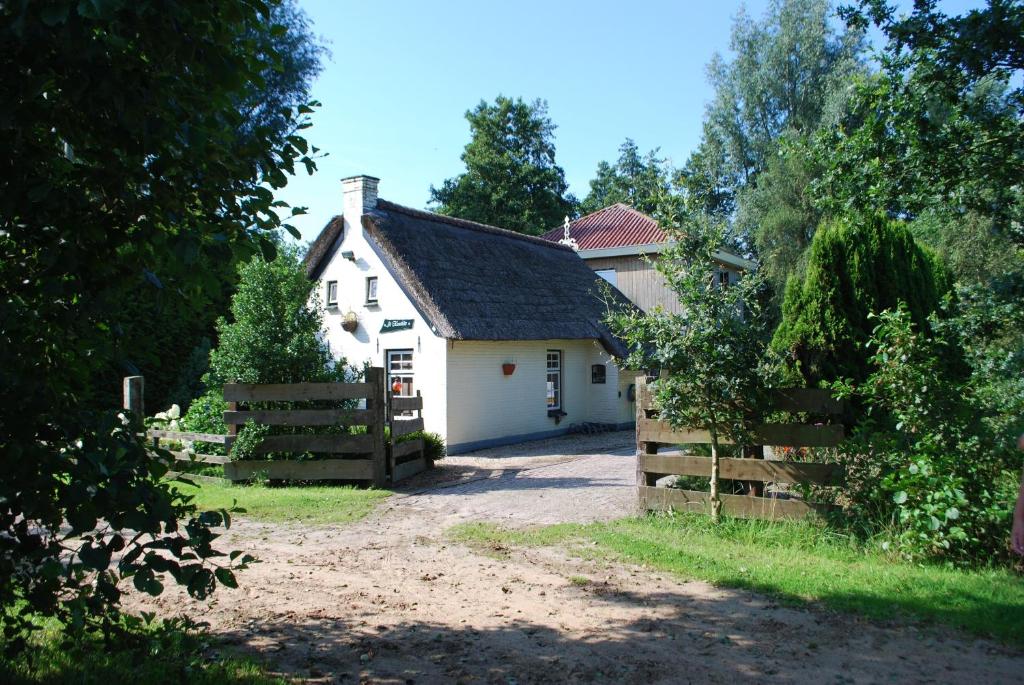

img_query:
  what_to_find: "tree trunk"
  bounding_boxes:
[709,428,722,522]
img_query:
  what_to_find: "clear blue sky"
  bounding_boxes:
[278,0,980,242]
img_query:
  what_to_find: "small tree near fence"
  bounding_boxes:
[609,208,773,521]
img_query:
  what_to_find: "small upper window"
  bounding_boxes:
[718,270,731,288]
[366,276,378,304]
[326,281,338,307]
[591,364,606,384]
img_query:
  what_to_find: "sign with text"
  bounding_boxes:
[380,319,414,333]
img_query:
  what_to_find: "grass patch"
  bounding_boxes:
[448,514,1024,645]
[1,616,284,684]
[173,480,389,525]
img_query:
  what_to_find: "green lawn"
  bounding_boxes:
[173,480,390,525]
[1,617,285,685]
[449,514,1024,645]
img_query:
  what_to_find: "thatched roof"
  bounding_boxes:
[304,215,343,280]
[305,199,631,356]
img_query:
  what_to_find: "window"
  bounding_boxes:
[594,269,617,287]
[718,269,731,288]
[387,349,414,398]
[365,276,378,304]
[546,350,562,410]
[326,281,338,307]
[591,364,606,384]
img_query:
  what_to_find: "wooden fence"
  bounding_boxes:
[636,379,846,520]
[131,368,432,487]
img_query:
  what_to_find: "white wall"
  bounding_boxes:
[315,212,448,440]
[445,340,634,452]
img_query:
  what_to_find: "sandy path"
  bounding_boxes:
[128,433,1024,683]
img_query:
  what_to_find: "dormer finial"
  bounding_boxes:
[558,215,578,251]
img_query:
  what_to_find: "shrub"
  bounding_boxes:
[179,390,229,455]
[772,214,950,386]
[400,431,446,461]
[835,305,1017,563]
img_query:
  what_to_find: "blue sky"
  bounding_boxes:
[278,0,981,242]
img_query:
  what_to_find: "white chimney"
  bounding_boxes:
[341,174,379,220]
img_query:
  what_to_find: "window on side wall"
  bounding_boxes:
[718,269,731,288]
[366,276,378,305]
[591,364,606,384]
[326,280,338,307]
[546,350,562,410]
[594,269,617,287]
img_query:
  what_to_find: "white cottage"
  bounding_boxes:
[304,175,636,454]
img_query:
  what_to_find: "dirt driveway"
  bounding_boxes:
[129,432,1024,684]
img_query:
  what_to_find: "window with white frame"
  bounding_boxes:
[366,276,378,304]
[386,349,414,398]
[594,268,617,287]
[546,350,562,410]
[326,280,338,307]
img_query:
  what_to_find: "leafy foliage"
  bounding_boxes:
[429,96,577,234]
[771,214,950,386]
[207,247,342,387]
[824,1,1024,249]
[579,139,671,216]
[834,306,1019,562]
[610,206,774,519]
[680,0,864,226]
[0,0,315,650]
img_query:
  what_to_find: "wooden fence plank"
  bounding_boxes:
[638,486,836,520]
[223,458,374,482]
[390,396,423,412]
[753,423,844,447]
[638,454,843,485]
[770,389,846,416]
[223,409,373,427]
[148,429,228,444]
[638,382,655,410]
[391,418,424,439]
[636,419,721,445]
[393,457,427,482]
[637,419,844,448]
[164,471,228,485]
[223,382,374,402]
[391,439,424,460]
[165,451,230,465]
[250,433,375,455]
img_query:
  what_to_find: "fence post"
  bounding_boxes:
[366,367,388,487]
[636,376,659,514]
[123,375,144,415]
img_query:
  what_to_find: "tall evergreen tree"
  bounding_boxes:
[429,96,576,234]
[772,214,950,386]
[579,139,671,216]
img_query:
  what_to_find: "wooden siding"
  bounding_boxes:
[585,255,739,314]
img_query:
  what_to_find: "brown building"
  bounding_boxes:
[539,203,755,314]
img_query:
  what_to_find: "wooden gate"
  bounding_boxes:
[636,379,846,520]
[388,390,428,482]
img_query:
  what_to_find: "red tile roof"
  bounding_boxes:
[538,203,666,251]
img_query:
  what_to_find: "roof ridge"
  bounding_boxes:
[541,202,656,237]
[375,199,574,251]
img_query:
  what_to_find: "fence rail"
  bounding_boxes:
[636,378,846,521]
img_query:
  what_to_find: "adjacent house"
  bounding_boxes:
[304,176,637,454]
[539,203,755,313]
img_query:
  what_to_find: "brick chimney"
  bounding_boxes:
[341,175,379,220]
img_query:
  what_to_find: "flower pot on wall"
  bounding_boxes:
[341,311,359,333]
[502,363,516,376]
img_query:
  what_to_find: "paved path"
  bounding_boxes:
[393,431,638,526]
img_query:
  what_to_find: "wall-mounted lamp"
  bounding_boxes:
[341,250,355,261]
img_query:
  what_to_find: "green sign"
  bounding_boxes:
[380,319,414,333]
